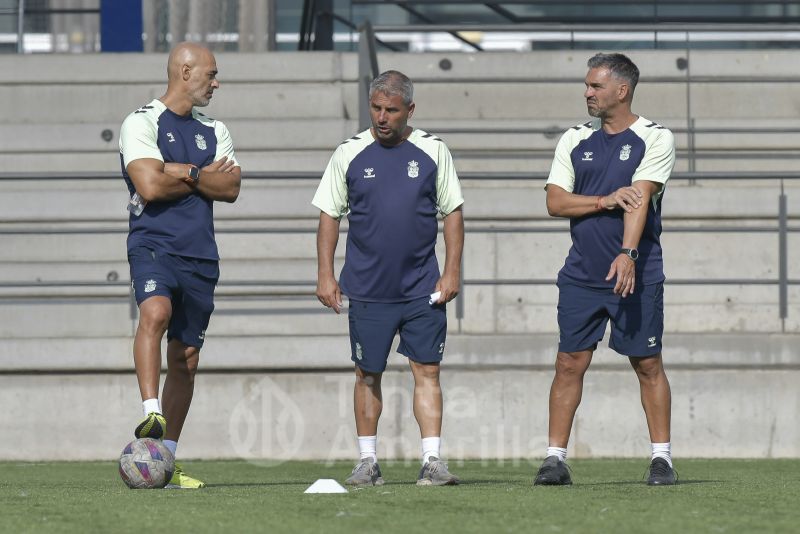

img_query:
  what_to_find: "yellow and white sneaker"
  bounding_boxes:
[165,463,206,489]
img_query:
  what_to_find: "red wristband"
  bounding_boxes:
[595,195,604,210]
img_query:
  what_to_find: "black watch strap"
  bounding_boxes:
[188,165,200,185]
[621,248,639,261]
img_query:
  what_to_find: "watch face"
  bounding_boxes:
[629,249,639,260]
[189,166,199,183]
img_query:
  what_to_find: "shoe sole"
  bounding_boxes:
[164,484,205,489]
[534,479,572,486]
[416,478,460,486]
[344,477,384,487]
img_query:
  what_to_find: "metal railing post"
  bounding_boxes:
[16,0,25,53]
[358,20,379,131]
[456,259,464,331]
[779,179,788,332]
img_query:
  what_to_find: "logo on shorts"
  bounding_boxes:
[363,168,376,179]
[438,342,445,354]
[620,144,632,161]
[144,279,157,293]
[355,342,363,360]
[648,336,657,348]
[407,160,419,178]
[199,330,205,341]
[195,133,207,150]
[582,151,593,161]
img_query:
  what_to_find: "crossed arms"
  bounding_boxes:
[126,157,241,203]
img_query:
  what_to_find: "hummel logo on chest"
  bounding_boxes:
[363,168,376,179]
[582,152,593,161]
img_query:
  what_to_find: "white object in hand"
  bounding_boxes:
[127,192,147,216]
[429,291,442,305]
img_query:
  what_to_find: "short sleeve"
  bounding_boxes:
[311,145,350,220]
[632,129,675,187]
[435,142,464,216]
[545,131,576,192]
[119,113,162,168]
[214,120,240,167]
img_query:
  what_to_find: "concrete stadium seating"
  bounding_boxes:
[1,50,799,460]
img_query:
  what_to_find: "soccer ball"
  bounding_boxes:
[118,438,175,489]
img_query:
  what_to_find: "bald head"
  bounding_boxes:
[167,42,214,81]
[164,42,219,109]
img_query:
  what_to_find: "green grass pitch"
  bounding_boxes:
[2,459,798,533]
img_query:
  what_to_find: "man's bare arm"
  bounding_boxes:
[316,212,343,313]
[434,205,464,304]
[546,183,643,219]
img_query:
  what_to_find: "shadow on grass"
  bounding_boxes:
[575,479,719,487]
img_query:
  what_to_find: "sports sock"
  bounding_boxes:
[421,436,441,465]
[142,398,161,416]
[163,440,178,457]
[651,442,672,467]
[546,446,568,463]
[358,435,377,462]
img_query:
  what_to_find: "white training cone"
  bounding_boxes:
[304,479,348,493]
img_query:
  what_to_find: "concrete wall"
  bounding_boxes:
[1,334,798,461]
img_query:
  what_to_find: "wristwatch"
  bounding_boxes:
[621,248,639,261]
[187,164,200,185]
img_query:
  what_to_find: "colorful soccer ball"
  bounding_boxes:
[118,438,175,489]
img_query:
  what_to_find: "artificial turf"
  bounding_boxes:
[2,458,798,533]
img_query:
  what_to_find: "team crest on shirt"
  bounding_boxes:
[407,160,419,178]
[144,279,157,293]
[195,133,207,150]
[619,144,632,161]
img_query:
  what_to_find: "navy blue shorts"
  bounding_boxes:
[557,281,664,357]
[128,246,219,348]
[348,297,447,373]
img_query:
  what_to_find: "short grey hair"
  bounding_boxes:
[369,70,414,106]
[587,53,640,92]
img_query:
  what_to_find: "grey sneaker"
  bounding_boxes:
[344,457,384,487]
[533,456,572,486]
[416,457,460,486]
[646,457,677,486]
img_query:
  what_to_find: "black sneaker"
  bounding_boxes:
[533,455,572,486]
[647,457,676,486]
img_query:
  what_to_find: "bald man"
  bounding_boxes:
[118,42,241,489]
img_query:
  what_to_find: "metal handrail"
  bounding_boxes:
[3,171,800,182]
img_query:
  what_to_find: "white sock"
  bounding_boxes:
[358,435,377,462]
[546,446,568,463]
[142,398,161,416]
[421,436,441,465]
[651,442,672,467]
[163,440,178,457]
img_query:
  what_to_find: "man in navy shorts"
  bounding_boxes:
[313,70,464,487]
[119,42,241,488]
[534,53,677,486]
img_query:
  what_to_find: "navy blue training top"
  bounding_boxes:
[312,129,464,302]
[119,99,238,261]
[546,117,676,288]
